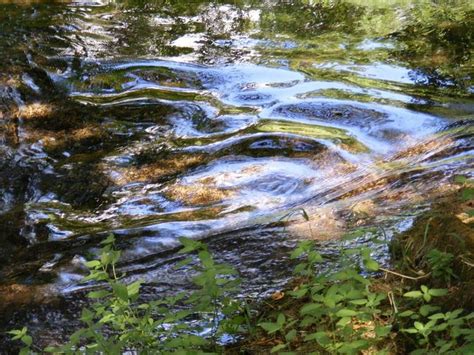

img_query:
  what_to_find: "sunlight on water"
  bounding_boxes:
[0,0,472,344]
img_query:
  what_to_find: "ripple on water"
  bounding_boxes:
[267,99,443,154]
[1,17,470,309]
[0,2,473,348]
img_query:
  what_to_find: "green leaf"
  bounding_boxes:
[308,251,324,264]
[414,321,424,330]
[293,262,307,275]
[198,250,214,268]
[304,331,331,346]
[80,308,94,322]
[112,282,129,302]
[85,260,101,269]
[350,299,367,305]
[439,342,453,353]
[363,258,379,271]
[336,309,358,317]
[434,323,448,332]
[82,271,109,282]
[404,291,423,298]
[178,237,203,253]
[271,344,287,353]
[127,280,142,298]
[375,325,391,337]
[174,256,194,269]
[99,313,115,324]
[101,234,115,245]
[21,335,32,347]
[428,288,448,297]
[398,310,415,317]
[259,322,281,334]
[7,329,24,339]
[277,313,286,326]
[450,309,464,319]
[110,250,121,265]
[336,316,352,327]
[290,247,305,260]
[285,329,297,342]
[300,303,322,315]
[289,288,307,298]
[461,188,474,201]
[428,313,444,320]
[87,290,110,299]
[100,252,112,266]
[44,346,60,352]
[340,339,369,351]
[420,305,440,317]
[300,316,316,327]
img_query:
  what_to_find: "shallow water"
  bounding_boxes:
[0,0,473,347]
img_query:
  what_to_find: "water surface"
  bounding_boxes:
[0,0,473,346]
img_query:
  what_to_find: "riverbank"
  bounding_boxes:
[8,179,473,353]
[230,179,474,354]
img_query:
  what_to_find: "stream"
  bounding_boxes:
[0,0,473,349]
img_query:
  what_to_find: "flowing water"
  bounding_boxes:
[0,0,473,347]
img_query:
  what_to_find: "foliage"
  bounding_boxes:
[6,327,32,355]
[426,249,455,285]
[253,240,474,354]
[256,241,390,354]
[454,175,474,203]
[400,285,474,354]
[10,234,244,353]
[9,235,474,354]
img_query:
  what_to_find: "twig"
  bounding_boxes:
[379,267,431,280]
[459,257,474,268]
[388,291,398,314]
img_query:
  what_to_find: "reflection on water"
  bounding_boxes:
[0,0,473,346]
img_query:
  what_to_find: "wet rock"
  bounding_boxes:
[18,102,54,121]
[133,67,202,89]
[0,82,22,146]
[222,134,328,158]
[52,163,111,209]
[351,199,376,217]
[0,284,58,310]
[116,153,208,185]
[287,206,346,240]
[164,183,234,205]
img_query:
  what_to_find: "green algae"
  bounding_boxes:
[255,119,369,153]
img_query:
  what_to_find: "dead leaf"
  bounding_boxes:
[271,291,285,301]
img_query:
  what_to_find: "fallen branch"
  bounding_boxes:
[380,267,431,281]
